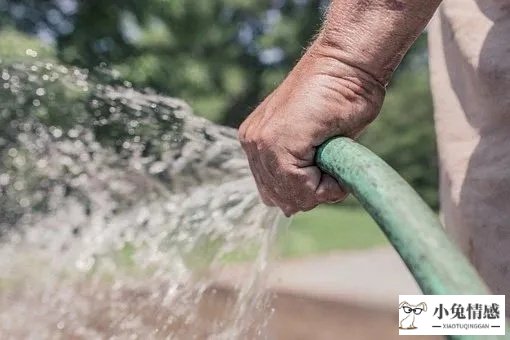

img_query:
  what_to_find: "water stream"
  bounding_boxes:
[0,56,285,339]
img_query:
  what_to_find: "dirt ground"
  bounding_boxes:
[1,248,444,339]
[215,287,443,340]
[1,283,442,340]
[267,290,426,340]
[1,247,445,339]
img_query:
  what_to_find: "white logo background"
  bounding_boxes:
[399,295,505,336]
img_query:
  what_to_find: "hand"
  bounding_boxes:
[238,41,385,216]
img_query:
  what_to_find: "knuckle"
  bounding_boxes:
[297,196,318,211]
[255,139,268,152]
[318,189,346,204]
[255,131,273,151]
[278,195,315,215]
[238,131,246,144]
[301,201,319,212]
[238,125,248,144]
[316,190,329,202]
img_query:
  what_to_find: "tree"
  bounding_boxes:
[0,3,438,207]
[1,0,327,125]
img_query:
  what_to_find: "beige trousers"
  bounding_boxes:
[429,0,510,308]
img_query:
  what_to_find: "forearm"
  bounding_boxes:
[314,0,442,85]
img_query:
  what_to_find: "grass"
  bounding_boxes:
[223,204,390,262]
[276,204,389,258]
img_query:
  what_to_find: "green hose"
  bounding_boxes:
[316,137,487,294]
[316,137,509,339]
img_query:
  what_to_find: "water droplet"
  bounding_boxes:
[76,256,95,272]
[149,162,166,174]
[37,159,48,168]
[7,148,18,157]
[25,49,38,57]
[52,128,63,138]
[0,58,278,339]
[13,155,26,167]
[13,181,24,191]
[0,173,10,185]
[68,129,79,138]
[19,198,30,208]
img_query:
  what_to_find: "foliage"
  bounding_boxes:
[0,45,212,230]
[0,3,439,207]
[1,0,327,124]
[0,28,55,62]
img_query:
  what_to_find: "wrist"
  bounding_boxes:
[293,43,386,137]
[304,41,386,102]
[316,0,441,85]
[314,30,397,87]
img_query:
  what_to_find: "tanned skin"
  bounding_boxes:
[239,0,442,216]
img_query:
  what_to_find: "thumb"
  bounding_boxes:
[315,173,348,203]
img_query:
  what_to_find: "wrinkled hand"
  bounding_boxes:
[239,42,385,216]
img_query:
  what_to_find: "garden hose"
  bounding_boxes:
[316,137,489,296]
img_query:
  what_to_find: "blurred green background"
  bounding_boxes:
[0,0,438,257]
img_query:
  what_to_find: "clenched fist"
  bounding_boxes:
[238,40,385,216]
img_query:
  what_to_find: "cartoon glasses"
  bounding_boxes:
[402,306,424,315]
